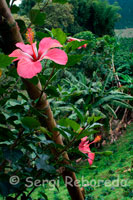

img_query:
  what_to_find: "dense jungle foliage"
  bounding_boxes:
[0,0,132,200]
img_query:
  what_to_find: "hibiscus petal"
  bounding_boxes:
[81,136,88,142]
[38,37,63,57]
[42,49,68,65]
[9,49,33,61]
[16,42,38,58]
[79,146,90,154]
[17,58,42,79]
[67,37,80,42]
[88,152,95,165]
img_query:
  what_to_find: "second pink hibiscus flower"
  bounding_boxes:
[79,136,101,165]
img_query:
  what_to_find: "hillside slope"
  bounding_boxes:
[32,124,133,199]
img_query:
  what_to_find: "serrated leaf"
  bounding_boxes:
[29,9,46,25]
[52,28,67,45]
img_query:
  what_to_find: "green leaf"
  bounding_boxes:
[45,86,60,97]
[0,126,15,141]
[40,127,48,134]
[58,118,80,131]
[52,0,68,4]
[54,54,83,69]
[66,55,83,67]
[54,126,70,140]
[21,117,40,129]
[11,5,19,13]
[36,155,55,173]
[3,148,23,163]
[16,19,26,34]
[77,130,97,140]
[39,192,48,200]
[102,104,117,119]
[89,165,97,169]
[64,165,77,172]
[94,93,133,107]
[103,151,113,156]
[52,28,67,45]
[102,71,112,92]
[87,116,94,124]
[29,9,46,25]
[111,100,133,109]
[29,76,39,85]
[0,54,14,68]
[36,31,50,40]
[65,40,88,52]
[72,106,84,123]
[93,116,103,122]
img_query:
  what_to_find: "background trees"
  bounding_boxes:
[22,0,120,36]
[69,0,120,36]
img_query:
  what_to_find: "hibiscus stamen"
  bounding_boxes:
[26,28,34,44]
[93,135,102,143]
[26,28,37,60]
[89,135,102,145]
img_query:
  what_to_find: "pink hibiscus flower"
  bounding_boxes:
[9,28,68,79]
[79,136,101,165]
[67,37,87,49]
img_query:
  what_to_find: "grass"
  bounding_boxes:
[31,124,133,200]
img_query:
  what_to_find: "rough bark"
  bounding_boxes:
[0,1,84,199]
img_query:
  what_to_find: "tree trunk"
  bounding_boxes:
[0,1,84,199]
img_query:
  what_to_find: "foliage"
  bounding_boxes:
[33,2,74,33]
[18,0,120,36]
[30,124,133,199]
[68,31,119,77]
[19,0,36,16]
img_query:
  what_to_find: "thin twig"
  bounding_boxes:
[36,66,55,106]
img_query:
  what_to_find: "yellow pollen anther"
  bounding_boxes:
[94,135,101,143]
[26,28,34,44]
